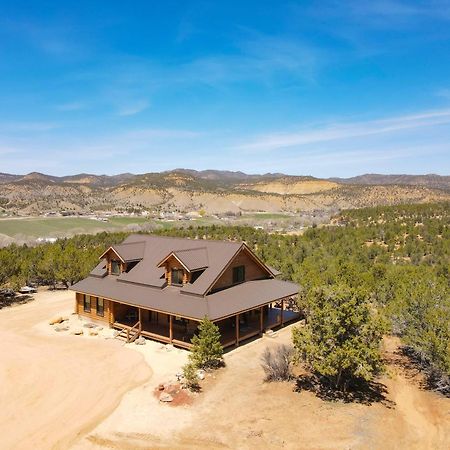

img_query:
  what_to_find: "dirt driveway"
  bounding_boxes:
[1,290,449,450]
[0,290,151,450]
[81,331,450,449]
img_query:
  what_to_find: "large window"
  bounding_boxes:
[232,265,245,284]
[111,260,121,275]
[97,297,104,317]
[83,295,91,313]
[171,269,184,286]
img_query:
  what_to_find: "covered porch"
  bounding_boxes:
[112,302,198,349]
[215,296,301,348]
[110,295,301,350]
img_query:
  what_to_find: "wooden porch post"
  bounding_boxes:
[260,306,264,335]
[138,308,142,333]
[280,298,284,327]
[110,301,115,325]
[169,315,173,343]
[235,314,240,347]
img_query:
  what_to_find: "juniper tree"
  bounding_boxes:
[293,284,386,391]
[189,317,224,370]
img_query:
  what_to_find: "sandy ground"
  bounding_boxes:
[1,290,449,450]
[0,290,151,450]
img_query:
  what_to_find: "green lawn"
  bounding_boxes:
[0,216,150,238]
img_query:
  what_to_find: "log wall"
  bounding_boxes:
[75,292,111,324]
[212,247,269,292]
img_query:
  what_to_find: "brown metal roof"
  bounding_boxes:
[93,234,243,296]
[71,234,299,320]
[71,276,298,321]
[206,279,299,320]
[157,247,209,272]
[111,241,146,262]
[171,247,209,271]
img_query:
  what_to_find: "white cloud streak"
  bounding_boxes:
[234,109,450,152]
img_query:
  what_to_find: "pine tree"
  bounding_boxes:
[189,317,224,370]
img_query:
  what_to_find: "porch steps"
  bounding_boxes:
[113,321,141,344]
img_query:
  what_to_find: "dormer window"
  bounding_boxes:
[111,260,121,275]
[171,269,184,286]
[233,265,245,284]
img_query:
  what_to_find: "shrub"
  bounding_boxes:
[182,363,200,392]
[261,344,294,382]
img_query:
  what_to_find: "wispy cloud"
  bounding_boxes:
[117,100,150,116]
[234,109,450,152]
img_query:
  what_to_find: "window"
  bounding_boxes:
[97,297,104,317]
[83,295,91,313]
[232,265,245,284]
[171,269,184,286]
[111,260,121,275]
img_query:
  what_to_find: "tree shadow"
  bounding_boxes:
[0,294,34,310]
[395,346,450,397]
[294,374,395,408]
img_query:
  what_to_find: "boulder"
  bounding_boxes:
[159,392,173,402]
[196,369,206,380]
[49,316,63,325]
[89,330,98,336]
[71,329,83,335]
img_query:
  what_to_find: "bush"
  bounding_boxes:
[182,363,200,392]
[261,344,294,382]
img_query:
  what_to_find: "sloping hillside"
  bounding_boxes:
[0,170,449,215]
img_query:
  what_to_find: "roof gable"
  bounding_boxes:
[157,247,209,272]
[92,234,273,296]
[99,241,145,262]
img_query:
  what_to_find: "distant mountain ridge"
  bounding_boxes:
[0,169,448,216]
[2,169,448,188]
[329,173,450,191]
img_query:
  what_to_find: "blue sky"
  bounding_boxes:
[1,0,450,177]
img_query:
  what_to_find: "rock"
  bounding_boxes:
[196,369,205,380]
[89,330,98,336]
[54,325,69,332]
[83,322,96,328]
[49,316,63,325]
[135,337,146,345]
[71,329,83,335]
[165,344,174,352]
[159,392,173,402]
[158,383,165,391]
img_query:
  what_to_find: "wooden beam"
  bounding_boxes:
[169,315,173,343]
[260,306,264,335]
[281,298,284,327]
[138,308,142,333]
[235,314,240,347]
[110,301,115,325]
